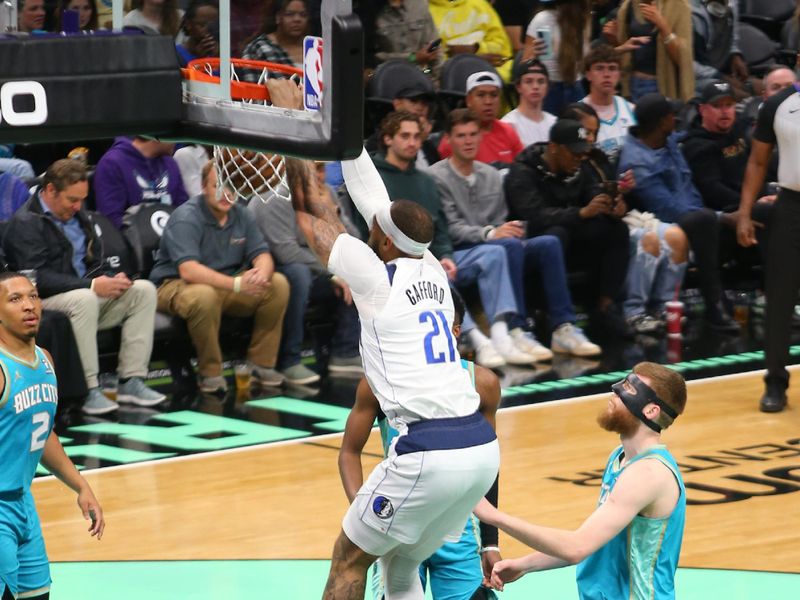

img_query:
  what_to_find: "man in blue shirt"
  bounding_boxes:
[618,93,738,332]
[475,362,688,600]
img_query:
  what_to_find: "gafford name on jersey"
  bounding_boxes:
[405,280,446,306]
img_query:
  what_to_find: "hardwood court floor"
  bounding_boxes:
[35,368,800,574]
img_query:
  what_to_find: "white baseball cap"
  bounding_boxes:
[465,71,503,94]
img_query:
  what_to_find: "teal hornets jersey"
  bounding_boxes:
[0,346,58,493]
[575,445,686,600]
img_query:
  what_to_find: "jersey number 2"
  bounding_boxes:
[420,310,456,364]
[31,412,50,452]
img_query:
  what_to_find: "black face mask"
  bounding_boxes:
[610,373,677,433]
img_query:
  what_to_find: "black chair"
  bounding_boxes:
[90,210,136,277]
[737,22,779,77]
[437,54,497,113]
[740,0,794,42]
[365,59,435,132]
[121,202,176,279]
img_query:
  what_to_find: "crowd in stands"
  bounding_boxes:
[3,0,800,416]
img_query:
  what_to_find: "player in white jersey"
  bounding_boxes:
[286,153,500,599]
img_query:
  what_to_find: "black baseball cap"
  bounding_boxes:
[512,59,550,83]
[634,93,682,129]
[394,80,435,100]
[699,80,734,105]
[549,119,592,154]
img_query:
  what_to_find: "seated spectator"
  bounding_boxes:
[501,59,557,148]
[581,44,637,162]
[614,0,695,101]
[248,159,362,383]
[617,93,739,332]
[242,0,310,71]
[4,159,166,415]
[123,0,183,36]
[94,137,188,228]
[175,0,219,67]
[428,0,514,81]
[174,144,211,198]
[17,0,45,32]
[690,0,748,97]
[373,0,442,75]
[149,161,290,393]
[438,71,524,165]
[430,109,601,357]
[523,0,591,114]
[350,111,537,367]
[365,81,440,168]
[505,118,631,333]
[54,0,98,31]
[0,171,30,221]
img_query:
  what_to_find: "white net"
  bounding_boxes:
[213,145,290,204]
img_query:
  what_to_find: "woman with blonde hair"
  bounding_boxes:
[614,0,694,101]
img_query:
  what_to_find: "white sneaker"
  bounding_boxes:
[551,323,602,357]
[510,328,553,362]
[493,337,536,366]
[475,342,506,369]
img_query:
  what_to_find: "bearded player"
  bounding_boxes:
[475,362,687,600]
[0,272,105,600]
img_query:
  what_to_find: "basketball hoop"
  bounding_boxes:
[182,59,304,205]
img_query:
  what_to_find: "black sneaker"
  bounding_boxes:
[760,382,788,413]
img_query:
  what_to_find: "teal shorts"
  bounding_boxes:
[0,491,51,597]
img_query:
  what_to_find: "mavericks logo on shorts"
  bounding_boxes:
[372,496,394,519]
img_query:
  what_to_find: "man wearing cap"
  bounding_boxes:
[738,77,800,413]
[365,79,441,169]
[501,59,557,147]
[475,362,688,600]
[505,118,631,334]
[438,71,524,166]
[618,92,739,333]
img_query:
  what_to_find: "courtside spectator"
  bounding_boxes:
[502,59,557,147]
[4,159,166,415]
[94,137,188,228]
[438,71,524,165]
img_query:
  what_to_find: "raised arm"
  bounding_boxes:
[287,157,346,267]
[340,147,391,227]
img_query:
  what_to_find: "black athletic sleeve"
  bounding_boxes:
[479,475,499,547]
[753,86,794,145]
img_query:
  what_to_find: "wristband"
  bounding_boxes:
[480,546,500,554]
[408,52,417,63]
[90,278,96,291]
[663,33,677,45]
[233,276,242,293]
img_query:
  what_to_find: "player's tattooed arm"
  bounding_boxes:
[286,158,345,265]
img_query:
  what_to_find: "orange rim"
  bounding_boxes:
[183,58,304,102]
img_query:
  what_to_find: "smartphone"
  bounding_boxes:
[535,27,553,60]
[602,180,618,198]
[427,38,442,53]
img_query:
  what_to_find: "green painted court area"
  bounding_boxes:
[51,561,799,599]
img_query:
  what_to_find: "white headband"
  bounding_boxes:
[375,203,430,257]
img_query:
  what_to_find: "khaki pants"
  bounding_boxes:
[156,274,289,377]
[42,280,158,389]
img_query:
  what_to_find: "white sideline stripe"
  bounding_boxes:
[32,364,795,482]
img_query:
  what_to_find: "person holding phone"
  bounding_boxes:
[175,0,219,68]
[522,0,592,115]
[374,0,443,75]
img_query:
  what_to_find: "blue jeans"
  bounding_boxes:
[543,81,586,116]
[630,76,659,103]
[489,236,576,331]
[453,244,518,333]
[277,263,360,368]
[623,227,687,318]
